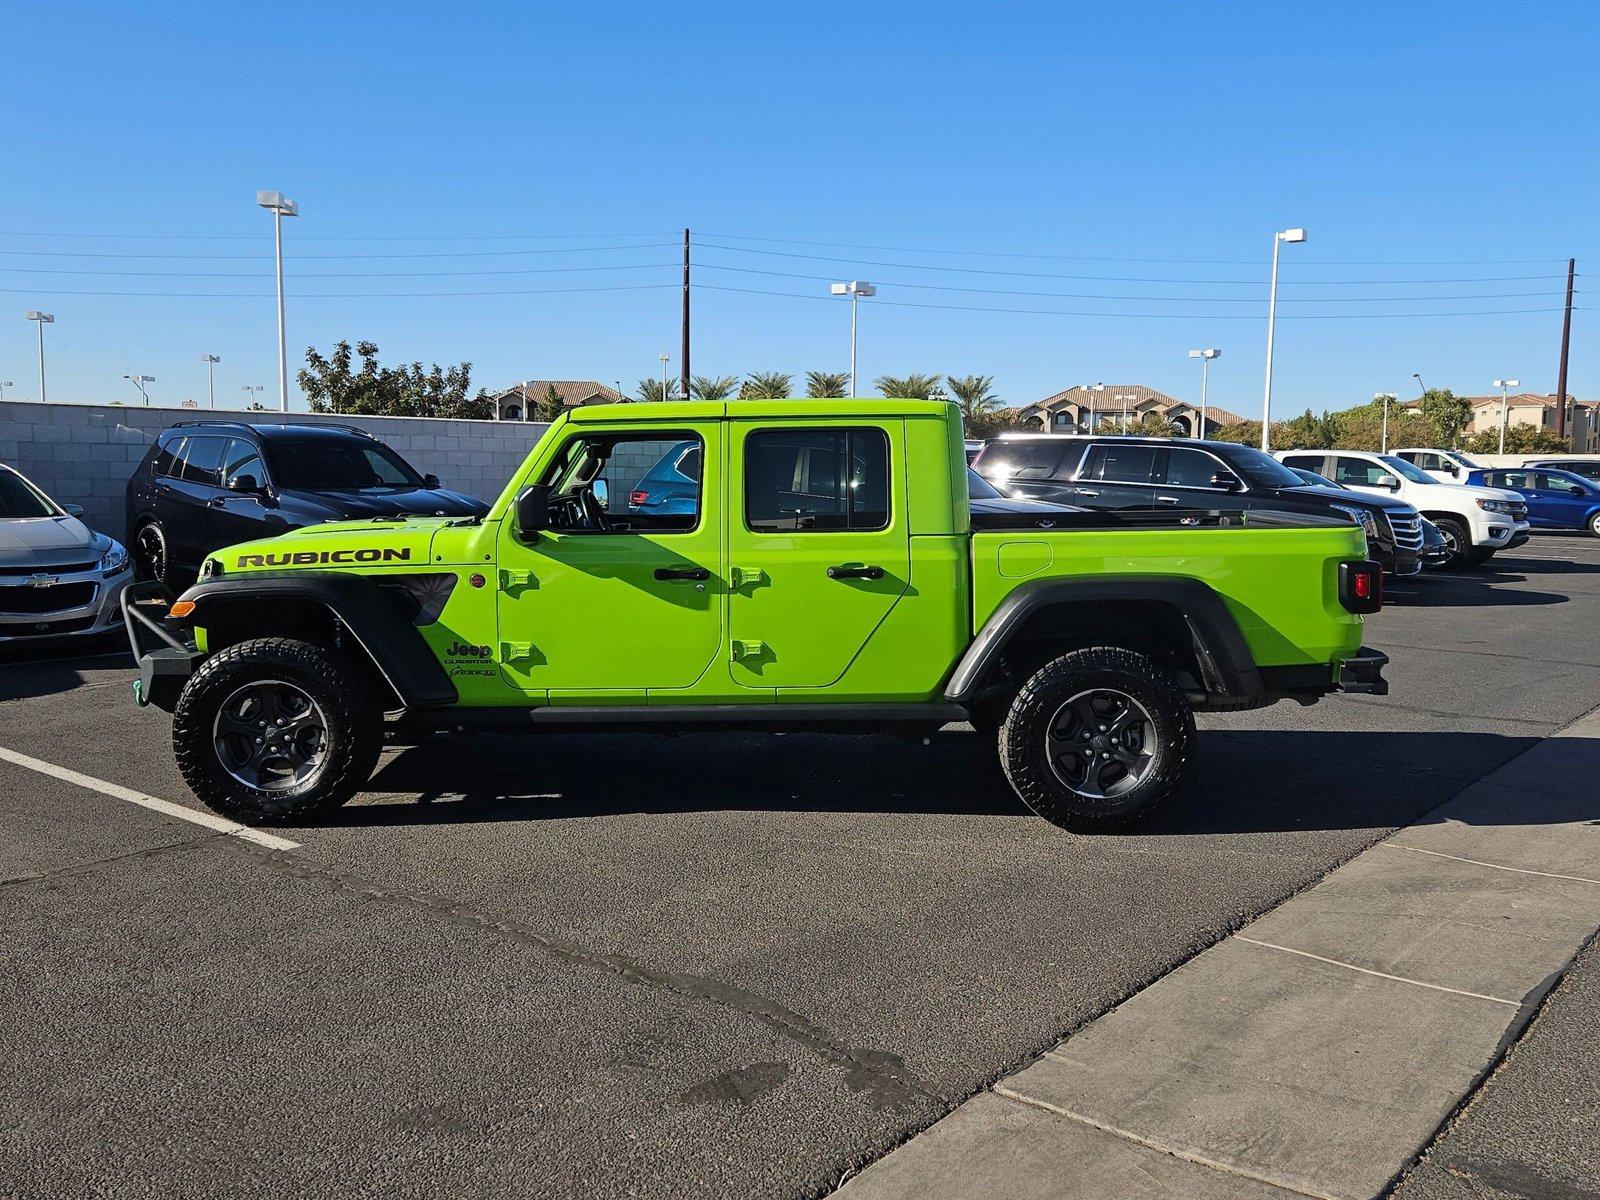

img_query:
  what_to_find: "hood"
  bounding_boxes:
[1286,484,1414,513]
[0,515,104,569]
[216,516,460,575]
[280,486,487,520]
[1420,480,1524,503]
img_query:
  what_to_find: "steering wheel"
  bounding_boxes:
[579,486,607,530]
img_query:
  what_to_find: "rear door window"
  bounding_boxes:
[178,436,227,486]
[1090,445,1157,484]
[1331,456,1389,487]
[744,428,890,532]
[1280,453,1326,474]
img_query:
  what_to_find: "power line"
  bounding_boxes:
[0,229,677,242]
[0,242,677,262]
[691,241,1569,286]
[0,283,678,299]
[694,283,1571,320]
[692,262,1566,304]
[0,262,676,279]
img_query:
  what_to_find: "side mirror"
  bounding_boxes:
[1571,486,1587,496]
[62,503,84,517]
[591,478,610,509]
[423,473,441,489]
[1208,471,1243,492]
[226,474,260,494]
[1377,474,1401,490]
[514,484,551,538]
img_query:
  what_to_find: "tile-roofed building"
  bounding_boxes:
[1401,391,1599,451]
[488,380,626,421]
[1018,385,1246,437]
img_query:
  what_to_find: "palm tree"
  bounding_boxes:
[805,370,850,398]
[946,374,1000,421]
[690,374,739,401]
[874,373,941,400]
[635,378,680,403]
[740,371,793,399]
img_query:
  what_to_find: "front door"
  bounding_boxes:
[725,421,910,690]
[209,437,275,553]
[495,426,724,696]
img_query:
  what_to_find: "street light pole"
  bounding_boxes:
[830,281,876,397]
[1188,349,1220,438]
[256,191,299,412]
[659,352,670,401]
[1082,382,1105,432]
[1260,228,1306,451]
[241,384,263,409]
[0,381,11,402]
[1375,392,1398,453]
[1493,378,1520,455]
[123,374,155,406]
[25,311,54,404]
[200,354,220,409]
[1114,393,1138,433]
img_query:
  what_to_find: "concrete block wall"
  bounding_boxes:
[0,401,550,539]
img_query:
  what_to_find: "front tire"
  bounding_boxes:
[1430,517,1474,569]
[998,646,1194,831]
[172,638,382,824]
[1589,512,1600,539]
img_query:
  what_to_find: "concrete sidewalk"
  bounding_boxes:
[838,708,1600,1200]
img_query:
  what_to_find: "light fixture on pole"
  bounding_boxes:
[241,384,264,409]
[1493,378,1520,454]
[1081,382,1105,432]
[1411,372,1426,398]
[1374,392,1398,453]
[1260,228,1306,451]
[24,311,54,404]
[658,352,670,401]
[123,374,155,406]
[928,382,948,405]
[256,190,299,412]
[1113,393,1139,434]
[0,380,12,402]
[829,280,876,397]
[200,354,221,409]
[1187,349,1220,438]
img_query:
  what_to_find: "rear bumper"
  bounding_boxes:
[1336,647,1389,695]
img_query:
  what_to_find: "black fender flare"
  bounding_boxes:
[177,571,457,707]
[942,575,1264,704]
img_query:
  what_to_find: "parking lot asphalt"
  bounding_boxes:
[4,535,1600,1200]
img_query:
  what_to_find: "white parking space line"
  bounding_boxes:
[0,745,299,851]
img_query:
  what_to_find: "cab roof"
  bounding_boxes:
[565,398,957,423]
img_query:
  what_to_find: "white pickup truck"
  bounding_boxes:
[1277,449,1529,568]
[1393,447,1483,484]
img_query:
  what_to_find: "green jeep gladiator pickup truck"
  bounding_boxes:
[124,399,1386,830]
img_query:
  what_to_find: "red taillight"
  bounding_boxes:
[1338,561,1383,614]
[629,490,649,506]
[1354,572,1371,600]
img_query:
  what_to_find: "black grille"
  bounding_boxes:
[0,581,97,614]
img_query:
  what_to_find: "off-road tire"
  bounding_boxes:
[999,645,1194,832]
[173,637,382,824]
[1429,517,1473,570]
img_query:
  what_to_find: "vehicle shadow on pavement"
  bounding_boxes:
[1383,576,1568,608]
[0,643,133,703]
[313,728,1581,837]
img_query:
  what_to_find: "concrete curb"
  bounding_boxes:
[837,706,1600,1200]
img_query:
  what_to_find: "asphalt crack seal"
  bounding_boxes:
[258,848,930,1109]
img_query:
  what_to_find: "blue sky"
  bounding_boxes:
[2,0,1596,418]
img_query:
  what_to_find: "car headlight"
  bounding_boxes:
[1330,503,1378,537]
[1476,498,1512,514]
[100,540,129,575]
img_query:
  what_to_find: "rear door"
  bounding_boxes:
[726,420,909,689]
[165,434,228,570]
[1075,444,1158,508]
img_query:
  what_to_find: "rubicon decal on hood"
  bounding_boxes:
[235,548,413,567]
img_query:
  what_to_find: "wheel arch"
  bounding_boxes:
[943,576,1265,708]
[179,572,457,709]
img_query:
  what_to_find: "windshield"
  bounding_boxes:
[1377,455,1435,484]
[0,467,60,519]
[1222,444,1311,489]
[967,467,1004,499]
[264,438,425,490]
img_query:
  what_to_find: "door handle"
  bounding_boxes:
[1156,495,1179,504]
[208,496,227,507]
[827,565,885,580]
[1074,487,1100,497]
[653,567,710,581]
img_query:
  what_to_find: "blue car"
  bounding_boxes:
[627,439,702,517]
[1466,467,1600,537]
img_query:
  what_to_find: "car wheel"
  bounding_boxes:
[172,637,382,824]
[134,520,175,588]
[998,645,1194,832]
[1590,512,1600,539]
[1430,517,1474,569]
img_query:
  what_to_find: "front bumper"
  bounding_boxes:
[1337,647,1389,695]
[121,582,200,712]
[0,563,130,643]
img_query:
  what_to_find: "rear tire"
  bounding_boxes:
[999,646,1194,832]
[172,637,382,824]
[1589,512,1600,539]
[133,520,177,590]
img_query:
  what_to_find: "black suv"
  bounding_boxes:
[972,434,1424,576]
[126,422,487,586]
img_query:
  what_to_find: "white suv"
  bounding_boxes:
[1276,450,1529,568]
[1393,447,1483,484]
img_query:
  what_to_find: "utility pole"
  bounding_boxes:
[680,228,691,401]
[1556,257,1575,446]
